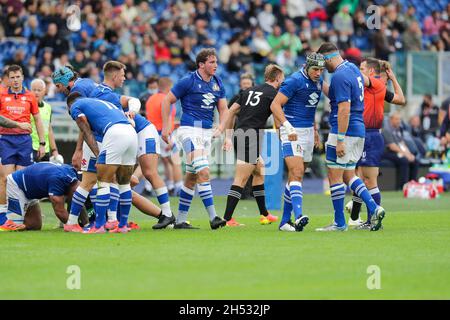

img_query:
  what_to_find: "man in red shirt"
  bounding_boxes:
[0,65,46,231]
[347,58,406,229]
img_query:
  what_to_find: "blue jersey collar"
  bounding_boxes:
[300,68,309,80]
[335,60,348,71]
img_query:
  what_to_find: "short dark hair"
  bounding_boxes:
[363,57,381,75]
[146,75,159,87]
[196,48,217,68]
[6,64,23,76]
[317,42,339,54]
[67,92,82,108]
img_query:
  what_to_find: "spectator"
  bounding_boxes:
[257,3,276,34]
[403,6,418,29]
[5,50,29,79]
[403,21,423,51]
[37,23,69,58]
[22,14,42,42]
[252,27,272,58]
[280,19,302,59]
[409,115,426,144]
[332,5,353,49]
[373,20,394,60]
[287,0,307,25]
[382,111,419,189]
[420,94,440,137]
[3,13,23,37]
[154,39,171,64]
[423,11,444,38]
[267,25,284,56]
[308,28,325,52]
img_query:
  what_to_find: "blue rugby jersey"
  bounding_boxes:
[279,68,323,128]
[171,71,226,129]
[328,61,365,138]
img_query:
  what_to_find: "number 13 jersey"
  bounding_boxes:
[234,83,278,130]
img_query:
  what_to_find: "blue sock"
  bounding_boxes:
[118,184,132,228]
[70,187,89,217]
[349,177,378,216]
[331,183,346,227]
[366,187,381,222]
[280,184,292,227]
[108,183,120,221]
[289,181,303,220]
[198,182,217,221]
[0,204,7,225]
[155,187,172,217]
[177,185,194,224]
[95,184,110,229]
[89,186,97,213]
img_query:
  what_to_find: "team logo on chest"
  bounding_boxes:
[201,93,215,109]
[306,92,319,107]
[212,83,220,91]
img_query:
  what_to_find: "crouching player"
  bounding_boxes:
[2,162,79,231]
[66,94,137,233]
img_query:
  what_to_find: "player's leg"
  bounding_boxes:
[343,137,385,231]
[348,166,364,226]
[131,191,162,218]
[223,160,254,225]
[316,133,347,231]
[0,164,17,228]
[23,201,43,231]
[161,156,174,193]
[113,165,134,232]
[66,141,99,228]
[252,158,278,224]
[170,151,184,196]
[0,174,27,231]
[359,166,381,226]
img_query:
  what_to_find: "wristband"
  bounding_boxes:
[39,141,46,146]
[283,121,295,134]
[337,133,345,142]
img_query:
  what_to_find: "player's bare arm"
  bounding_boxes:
[270,92,297,141]
[76,116,100,157]
[337,101,350,158]
[322,81,330,97]
[224,102,241,131]
[215,98,229,136]
[49,195,69,223]
[161,91,177,144]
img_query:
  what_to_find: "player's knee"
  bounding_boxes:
[130,175,140,188]
[197,168,210,183]
[289,166,304,181]
[141,166,158,182]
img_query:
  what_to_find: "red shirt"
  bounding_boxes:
[0,88,39,135]
[363,77,386,129]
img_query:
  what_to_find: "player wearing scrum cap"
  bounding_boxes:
[270,53,329,232]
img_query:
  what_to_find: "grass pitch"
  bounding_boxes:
[1,191,449,299]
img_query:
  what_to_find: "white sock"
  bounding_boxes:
[67,214,79,225]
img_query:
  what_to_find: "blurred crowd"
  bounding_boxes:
[0,0,449,101]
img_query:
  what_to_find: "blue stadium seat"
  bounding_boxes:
[141,62,158,77]
[158,63,172,77]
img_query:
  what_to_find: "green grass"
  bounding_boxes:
[1,191,450,299]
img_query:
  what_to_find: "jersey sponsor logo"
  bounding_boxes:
[306,92,319,107]
[201,93,215,109]
[4,97,11,102]
[21,96,27,101]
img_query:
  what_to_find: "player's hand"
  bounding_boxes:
[125,112,136,127]
[38,145,46,160]
[126,111,136,119]
[336,141,346,158]
[162,128,170,144]
[18,122,32,132]
[288,132,298,141]
[222,137,233,151]
[72,149,82,170]
[314,130,320,148]
[212,125,224,138]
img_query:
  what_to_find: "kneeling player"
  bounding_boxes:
[222,64,284,226]
[3,162,79,231]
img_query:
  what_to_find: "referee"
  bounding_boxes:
[222,64,285,226]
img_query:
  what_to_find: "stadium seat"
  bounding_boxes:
[141,62,158,77]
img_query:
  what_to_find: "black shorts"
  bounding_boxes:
[233,129,264,164]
